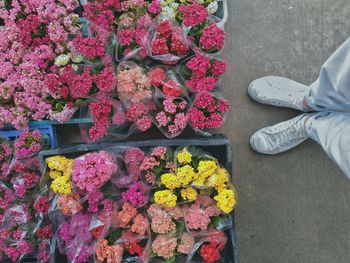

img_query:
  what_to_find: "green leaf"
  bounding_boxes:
[208,216,221,228]
[181,65,193,78]
[150,250,157,257]
[176,221,185,233]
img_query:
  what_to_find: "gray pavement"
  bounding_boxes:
[220,0,350,262]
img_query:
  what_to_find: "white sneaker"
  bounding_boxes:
[248,76,309,111]
[250,114,310,155]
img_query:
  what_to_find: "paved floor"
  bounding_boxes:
[220,0,350,262]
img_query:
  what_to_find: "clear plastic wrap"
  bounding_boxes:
[148,65,189,98]
[187,92,229,136]
[188,228,228,263]
[144,18,189,64]
[56,212,94,262]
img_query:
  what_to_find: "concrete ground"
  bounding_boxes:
[220,0,350,262]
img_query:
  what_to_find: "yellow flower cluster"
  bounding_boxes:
[181,187,197,202]
[207,168,229,191]
[46,156,73,194]
[176,165,196,186]
[154,190,177,207]
[161,173,181,190]
[193,160,218,187]
[214,189,237,214]
[176,148,192,164]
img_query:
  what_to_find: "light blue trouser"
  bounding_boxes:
[305,38,350,178]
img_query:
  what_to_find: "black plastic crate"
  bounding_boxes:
[36,134,239,263]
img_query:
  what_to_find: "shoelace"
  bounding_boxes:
[265,116,307,151]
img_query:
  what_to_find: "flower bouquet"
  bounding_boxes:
[139,147,175,186]
[0,139,13,179]
[149,66,188,97]
[177,54,227,93]
[150,97,188,138]
[116,61,153,104]
[187,92,229,133]
[116,13,153,61]
[179,3,225,56]
[145,18,189,64]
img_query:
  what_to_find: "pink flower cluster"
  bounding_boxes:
[14,130,41,159]
[150,20,188,60]
[183,195,220,230]
[0,142,13,178]
[199,23,225,52]
[0,0,80,128]
[179,3,209,27]
[116,62,152,104]
[139,147,170,185]
[126,102,153,132]
[147,204,182,234]
[154,98,188,137]
[71,35,106,61]
[83,0,121,32]
[57,213,93,263]
[121,181,148,207]
[72,151,118,192]
[124,148,145,181]
[187,92,229,130]
[117,14,152,59]
[88,97,115,142]
[184,55,227,92]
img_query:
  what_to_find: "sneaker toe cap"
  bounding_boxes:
[250,130,275,154]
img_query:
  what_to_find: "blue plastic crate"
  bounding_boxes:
[0,124,57,149]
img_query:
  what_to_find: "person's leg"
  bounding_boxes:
[305,38,350,112]
[248,37,350,112]
[306,112,350,178]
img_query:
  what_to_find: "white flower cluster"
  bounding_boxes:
[158,0,220,20]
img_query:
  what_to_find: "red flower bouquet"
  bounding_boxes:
[187,92,229,132]
[146,19,189,64]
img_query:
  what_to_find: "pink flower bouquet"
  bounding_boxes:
[179,3,225,55]
[139,147,174,185]
[45,63,117,123]
[14,130,42,159]
[80,96,129,142]
[187,92,229,132]
[72,150,118,192]
[0,140,13,178]
[178,54,227,92]
[145,19,189,64]
[151,97,188,138]
[116,13,152,61]
[116,61,153,104]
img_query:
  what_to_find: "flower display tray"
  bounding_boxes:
[21,134,238,263]
[0,124,57,149]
